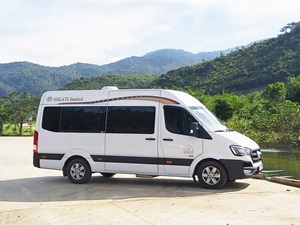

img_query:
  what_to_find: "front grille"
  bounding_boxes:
[251,149,262,163]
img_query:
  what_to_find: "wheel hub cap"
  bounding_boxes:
[71,163,85,180]
[202,166,221,185]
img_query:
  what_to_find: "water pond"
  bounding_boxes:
[261,149,300,180]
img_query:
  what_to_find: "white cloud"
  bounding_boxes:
[0,0,299,66]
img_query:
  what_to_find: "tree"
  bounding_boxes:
[262,82,286,104]
[213,93,243,121]
[271,100,300,147]
[272,101,300,133]
[286,75,300,103]
[280,22,300,33]
[0,104,8,135]
[4,92,38,135]
[214,98,234,121]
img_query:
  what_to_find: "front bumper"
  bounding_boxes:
[220,159,263,180]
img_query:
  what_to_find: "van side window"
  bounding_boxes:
[42,106,106,133]
[164,106,197,135]
[61,107,106,132]
[107,106,155,134]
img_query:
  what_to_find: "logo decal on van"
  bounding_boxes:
[46,97,53,102]
[183,145,193,154]
[46,96,84,102]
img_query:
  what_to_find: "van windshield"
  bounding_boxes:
[190,106,228,132]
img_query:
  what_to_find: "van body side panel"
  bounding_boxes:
[104,90,160,174]
[38,130,106,171]
[159,130,202,175]
[36,90,110,172]
[158,103,203,176]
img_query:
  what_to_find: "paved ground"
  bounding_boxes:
[0,137,299,225]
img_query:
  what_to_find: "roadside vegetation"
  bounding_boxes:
[187,75,300,149]
[0,93,39,136]
[1,123,35,136]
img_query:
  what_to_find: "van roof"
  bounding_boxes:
[40,88,204,107]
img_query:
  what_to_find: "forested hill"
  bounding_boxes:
[154,22,300,94]
[0,49,230,96]
[2,22,300,96]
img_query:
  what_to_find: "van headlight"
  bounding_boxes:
[230,145,251,156]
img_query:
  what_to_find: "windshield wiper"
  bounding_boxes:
[214,129,230,132]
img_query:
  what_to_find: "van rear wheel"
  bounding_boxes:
[66,158,91,184]
[197,161,227,189]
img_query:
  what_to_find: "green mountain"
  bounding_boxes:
[154,22,300,94]
[3,21,300,96]
[61,75,157,90]
[0,62,72,96]
[0,49,229,96]
[61,22,300,94]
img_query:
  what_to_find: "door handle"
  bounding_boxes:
[163,138,173,141]
[145,137,156,141]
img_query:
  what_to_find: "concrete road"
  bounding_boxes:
[0,137,299,225]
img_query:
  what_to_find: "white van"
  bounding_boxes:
[33,87,263,189]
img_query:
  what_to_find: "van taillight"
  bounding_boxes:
[33,131,38,153]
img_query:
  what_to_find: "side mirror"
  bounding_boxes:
[189,122,199,137]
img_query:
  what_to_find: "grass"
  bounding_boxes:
[1,123,35,136]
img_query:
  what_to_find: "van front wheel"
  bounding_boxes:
[66,158,91,184]
[197,161,227,189]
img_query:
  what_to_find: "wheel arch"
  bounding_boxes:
[192,158,228,178]
[194,158,229,189]
[63,155,91,177]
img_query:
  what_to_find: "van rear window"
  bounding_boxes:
[42,106,106,133]
[42,107,61,132]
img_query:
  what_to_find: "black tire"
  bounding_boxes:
[100,173,116,178]
[66,158,91,184]
[197,161,227,189]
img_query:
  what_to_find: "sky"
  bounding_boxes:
[0,0,299,67]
